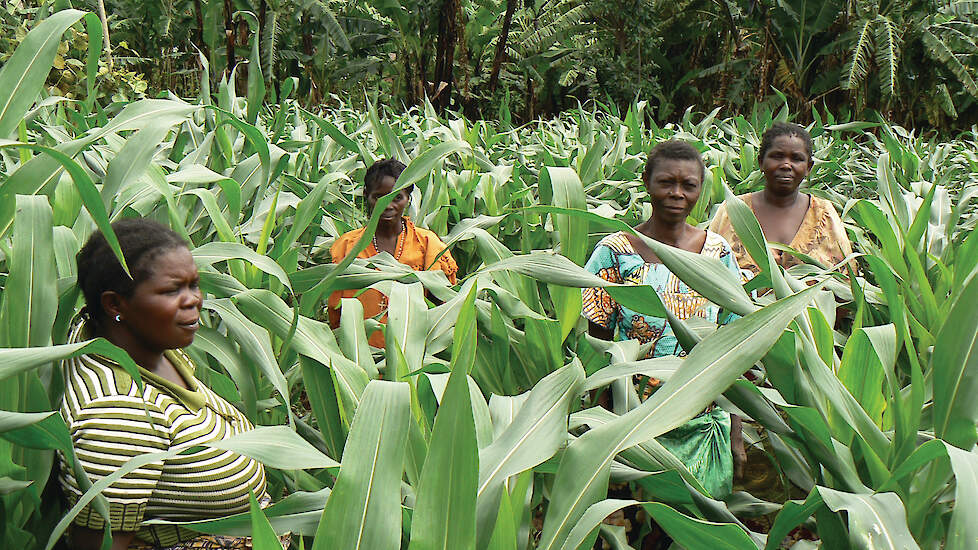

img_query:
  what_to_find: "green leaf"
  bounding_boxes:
[838,326,892,426]
[0,141,128,275]
[945,444,978,550]
[203,299,291,420]
[476,362,584,545]
[205,425,339,470]
[0,338,143,390]
[408,345,479,550]
[192,242,293,292]
[314,381,411,550]
[817,487,919,550]
[249,493,284,550]
[645,502,757,550]
[932,271,978,449]
[0,9,91,137]
[0,195,57,348]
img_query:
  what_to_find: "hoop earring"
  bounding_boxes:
[114,314,122,322]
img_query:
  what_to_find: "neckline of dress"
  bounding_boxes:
[622,230,711,266]
[372,218,408,260]
[746,192,814,248]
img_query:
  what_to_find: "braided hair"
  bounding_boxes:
[76,218,188,326]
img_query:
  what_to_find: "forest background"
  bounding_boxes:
[3,0,978,130]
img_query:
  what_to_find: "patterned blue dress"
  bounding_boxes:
[581,230,742,497]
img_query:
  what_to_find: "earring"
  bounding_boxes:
[114,314,122,322]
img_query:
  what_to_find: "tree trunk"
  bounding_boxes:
[224,0,236,75]
[192,0,210,62]
[433,0,460,111]
[96,0,113,70]
[489,0,518,92]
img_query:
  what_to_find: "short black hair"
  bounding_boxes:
[642,140,706,184]
[759,122,813,162]
[364,159,410,196]
[76,218,188,325]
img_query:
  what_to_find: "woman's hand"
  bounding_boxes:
[70,525,137,550]
[731,414,746,480]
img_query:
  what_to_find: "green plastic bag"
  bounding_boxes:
[656,408,733,498]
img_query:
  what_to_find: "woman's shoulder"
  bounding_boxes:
[807,194,842,218]
[703,229,736,256]
[594,231,635,255]
[330,227,368,257]
[410,221,449,248]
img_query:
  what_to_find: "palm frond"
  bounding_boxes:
[314,0,351,52]
[874,15,899,97]
[922,29,978,98]
[944,1,978,16]
[843,19,875,91]
[936,83,958,118]
[261,9,280,77]
[516,1,589,56]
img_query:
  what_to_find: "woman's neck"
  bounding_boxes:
[760,188,803,209]
[95,324,166,373]
[638,216,689,248]
[375,217,404,239]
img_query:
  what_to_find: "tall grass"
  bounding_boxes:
[1,11,977,550]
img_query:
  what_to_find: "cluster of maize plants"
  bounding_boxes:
[1,11,977,550]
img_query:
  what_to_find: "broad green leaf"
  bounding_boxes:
[102,119,183,211]
[206,425,339,470]
[817,487,919,550]
[203,299,291,419]
[931,271,978,449]
[0,141,128,274]
[838,326,892,426]
[645,502,757,549]
[945,444,978,550]
[314,381,411,550]
[563,499,639,550]
[249,493,284,550]
[193,242,293,292]
[0,10,92,137]
[477,362,584,545]
[0,195,57,348]
[409,349,479,550]
[144,488,331,536]
[0,338,142,389]
[337,298,378,378]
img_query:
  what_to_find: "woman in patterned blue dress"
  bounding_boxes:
[582,140,745,497]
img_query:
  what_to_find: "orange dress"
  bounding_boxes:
[327,218,458,347]
[708,193,855,275]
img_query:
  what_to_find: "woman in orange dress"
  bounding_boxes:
[709,122,854,276]
[328,159,458,347]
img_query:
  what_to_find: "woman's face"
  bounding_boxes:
[646,158,703,223]
[761,135,813,196]
[366,175,410,223]
[111,247,202,353]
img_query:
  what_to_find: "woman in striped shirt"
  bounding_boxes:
[60,218,280,549]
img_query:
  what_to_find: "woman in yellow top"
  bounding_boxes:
[709,122,854,275]
[328,159,458,347]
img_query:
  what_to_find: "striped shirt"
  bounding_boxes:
[58,324,267,546]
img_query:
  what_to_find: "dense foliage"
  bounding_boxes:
[2,10,978,550]
[3,0,978,129]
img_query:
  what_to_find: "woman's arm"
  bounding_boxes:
[70,526,137,550]
[588,320,614,341]
[730,414,746,480]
